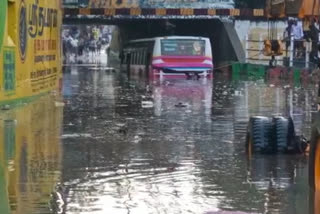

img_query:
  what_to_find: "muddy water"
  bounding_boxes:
[0,66,318,214]
[0,95,63,214]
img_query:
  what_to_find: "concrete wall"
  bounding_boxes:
[216,21,245,66]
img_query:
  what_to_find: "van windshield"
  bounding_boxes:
[161,39,205,56]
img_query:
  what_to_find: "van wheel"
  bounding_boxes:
[309,129,320,190]
[273,116,289,153]
[246,116,273,154]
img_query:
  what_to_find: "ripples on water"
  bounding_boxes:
[0,67,319,214]
[0,95,63,214]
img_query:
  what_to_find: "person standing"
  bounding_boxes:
[292,20,304,58]
[309,18,320,63]
[283,20,293,57]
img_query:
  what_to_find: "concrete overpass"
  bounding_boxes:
[60,0,292,65]
[63,8,266,23]
[62,0,269,23]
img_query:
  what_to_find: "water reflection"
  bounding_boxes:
[310,190,320,214]
[0,95,63,214]
[61,69,316,214]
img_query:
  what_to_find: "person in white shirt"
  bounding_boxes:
[292,20,304,57]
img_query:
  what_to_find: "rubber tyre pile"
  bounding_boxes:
[246,116,308,154]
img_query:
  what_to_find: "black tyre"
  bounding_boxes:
[286,116,298,153]
[246,116,273,154]
[273,116,289,153]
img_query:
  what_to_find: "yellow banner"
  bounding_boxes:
[0,0,62,103]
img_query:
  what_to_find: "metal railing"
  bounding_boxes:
[244,33,317,68]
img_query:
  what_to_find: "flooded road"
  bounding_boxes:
[1,66,319,213]
[0,95,63,214]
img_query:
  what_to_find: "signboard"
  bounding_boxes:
[17,0,61,94]
[0,0,62,104]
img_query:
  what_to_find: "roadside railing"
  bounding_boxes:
[244,33,316,69]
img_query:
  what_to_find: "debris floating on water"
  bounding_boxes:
[61,133,92,139]
[1,105,10,110]
[55,101,65,107]
[133,135,142,144]
[175,102,187,107]
[234,90,243,96]
[142,101,154,108]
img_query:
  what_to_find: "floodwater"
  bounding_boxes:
[0,65,319,214]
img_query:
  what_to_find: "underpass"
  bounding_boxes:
[2,0,320,213]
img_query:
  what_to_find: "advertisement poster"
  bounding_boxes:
[16,0,62,95]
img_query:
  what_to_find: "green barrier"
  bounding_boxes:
[231,62,309,88]
[231,63,266,81]
[247,64,265,80]
[293,68,301,87]
[231,63,240,81]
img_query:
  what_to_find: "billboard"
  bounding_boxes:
[0,0,62,104]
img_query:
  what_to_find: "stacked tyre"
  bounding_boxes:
[246,116,306,155]
[273,116,292,153]
[246,116,274,154]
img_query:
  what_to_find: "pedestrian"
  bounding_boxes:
[78,38,85,56]
[283,20,293,56]
[292,20,304,58]
[309,18,319,63]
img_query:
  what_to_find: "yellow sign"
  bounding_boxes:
[0,0,62,104]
